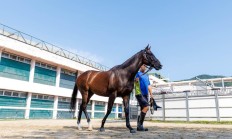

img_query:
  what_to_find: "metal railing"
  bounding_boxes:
[151,88,232,122]
[0,23,109,71]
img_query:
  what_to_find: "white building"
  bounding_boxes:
[0,23,122,119]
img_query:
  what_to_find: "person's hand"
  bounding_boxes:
[135,78,139,82]
[150,93,154,99]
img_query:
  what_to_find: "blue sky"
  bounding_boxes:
[1,1,232,81]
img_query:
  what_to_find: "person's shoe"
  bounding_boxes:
[137,125,148,131]
[137,112,148,131]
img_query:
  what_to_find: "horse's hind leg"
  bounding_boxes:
[83,91,94,131]
[77,101,83,130]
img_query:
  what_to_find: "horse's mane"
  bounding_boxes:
[110,50,143,70]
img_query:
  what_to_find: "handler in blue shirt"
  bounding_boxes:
[135,64,161,131]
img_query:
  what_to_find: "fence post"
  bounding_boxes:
[184,91,190,122]
[214,89,220,122]
[162,94,165,121]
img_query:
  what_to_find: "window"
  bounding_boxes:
[20,92,27,98]
[4,91,12,96]
[35,62,40,67]
[58,97,63,101]
[41,63,46,68]
[18,57,24,62]
[24,59,31,64]
[2,52,31,64]
[62,98,66,102]
[96,101,105,105]
[35,61,57,71]
[12,92,19,97]
[66,98,71,102]
[2,52,9,58]
[61,69,76,76]
[43,95,48,99]
[0,90,3,96]
[10,55,17,60]
[38,95,43,99]
[48,96,54,100]
[32,94,38,99]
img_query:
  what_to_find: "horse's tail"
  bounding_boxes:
[70,82,78,111]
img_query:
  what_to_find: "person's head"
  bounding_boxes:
[140,64,147,73]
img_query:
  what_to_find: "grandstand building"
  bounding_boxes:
[0,23,123,119]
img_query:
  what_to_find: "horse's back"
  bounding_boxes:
[77,70,113,96]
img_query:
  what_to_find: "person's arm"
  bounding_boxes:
[148,85,153,98]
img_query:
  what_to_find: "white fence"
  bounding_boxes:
[148,88,232,121]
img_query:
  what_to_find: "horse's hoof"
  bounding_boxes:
[77,124,82,130]
[99,128,105,132]
[130,129,136,133]
[88,127,93,131]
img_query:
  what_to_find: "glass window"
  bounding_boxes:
[43,95,48,99]
[38,95,43,99]
[62,98,66,102]
[10,55,17,60]
[20,92,27,98]
[47,65,51,69]
[48,96,54,100]
[18,57,24,62]
[51,66,56,71]
[2,52,9,58]
[4,91,12,96]
[12,92,19,97]
[66,98,71,102]
[41,63,46,68]
[24,59,31,64]
[32,94,37,99]
[58,97,63,101]
[35,62,40,66]
[0,90,3,96]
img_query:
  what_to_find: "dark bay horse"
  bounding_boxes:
[70,45,162,133]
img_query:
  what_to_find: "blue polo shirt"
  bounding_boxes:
[135,71,150,96]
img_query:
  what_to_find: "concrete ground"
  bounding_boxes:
[0,119,232,139]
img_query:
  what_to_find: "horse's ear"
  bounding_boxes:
[145,44,149,50]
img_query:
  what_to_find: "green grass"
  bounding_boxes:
[150,120,232,125]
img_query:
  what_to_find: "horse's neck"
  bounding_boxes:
[122,53,143,80]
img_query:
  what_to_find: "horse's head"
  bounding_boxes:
[142,44,162,70]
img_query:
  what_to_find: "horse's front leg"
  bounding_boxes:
[123,95,136,133]
[99,92,117,132]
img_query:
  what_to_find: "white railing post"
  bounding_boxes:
[185,91,190,122]
[162,94,165,121]
[215,90,220,122]
[25,92,32,119]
